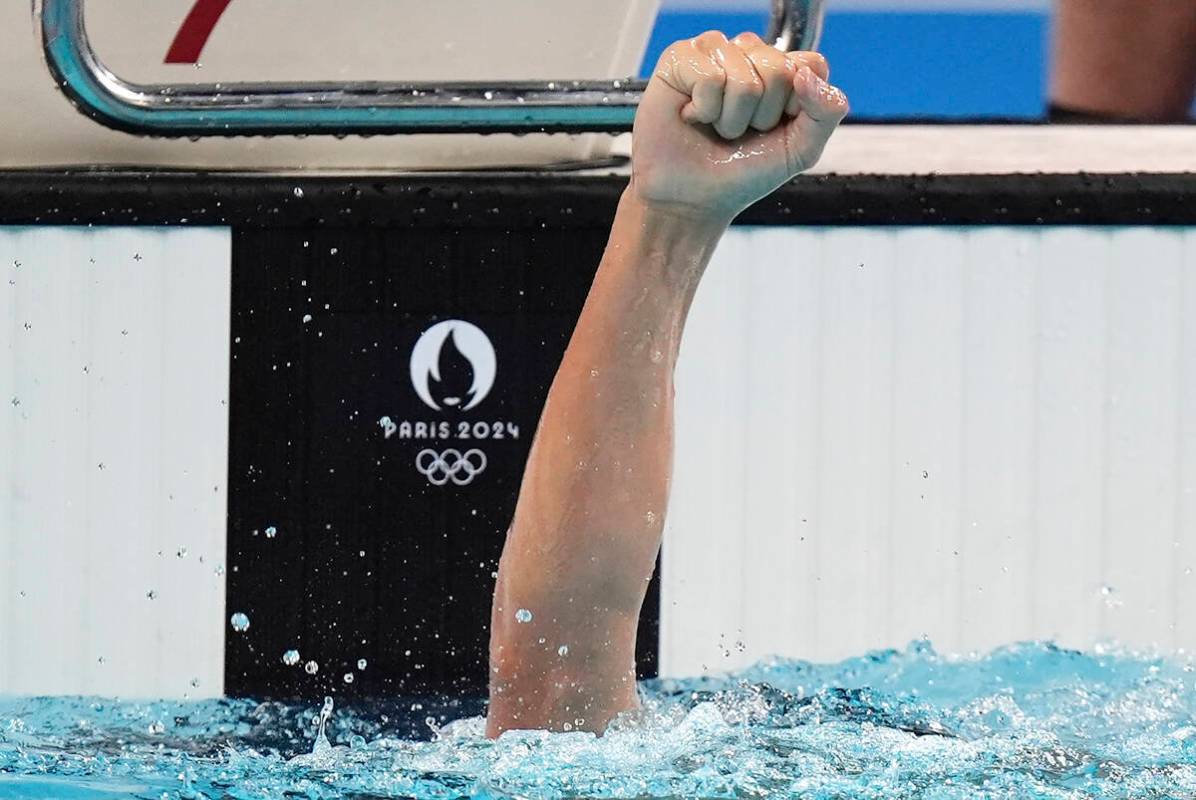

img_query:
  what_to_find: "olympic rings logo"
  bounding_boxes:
[415,448,488,486]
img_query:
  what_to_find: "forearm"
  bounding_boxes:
[502,190,723,609]
[486,190,725,733]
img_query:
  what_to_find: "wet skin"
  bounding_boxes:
[486,31,849,738]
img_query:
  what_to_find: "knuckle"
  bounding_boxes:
[693,30,728,48]
[754,49,793,81]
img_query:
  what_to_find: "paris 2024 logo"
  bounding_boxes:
[379,320,520,487]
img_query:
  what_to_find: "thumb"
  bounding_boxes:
[783,66,849,175]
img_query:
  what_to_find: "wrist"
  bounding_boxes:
[617,185,732,254]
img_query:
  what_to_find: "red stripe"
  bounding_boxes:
[165,0,234,64]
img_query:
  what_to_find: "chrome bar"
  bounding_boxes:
[37,0,825,137]
[769,0,826,52]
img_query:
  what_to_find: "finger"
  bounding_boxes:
[784,52,831,116]
[730,30,767,49]
[656,33,727,125]
[789,50,830,81]
[743,44,797,131]
[785,66,850,173]
[697,35,764,139]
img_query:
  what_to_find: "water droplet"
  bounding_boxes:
[214,564,225,576]
[302,314,312,324]
[229,612,250,632]
[357,658,367,670]
[176,547,188,559]
[283,649,301,666]
[304,660,319,675]
[329,247,338,255]
[292,187,304,198]
[343,672,355,684]
[922,470,929,479]
[190,677,200,688]
[483,90,494,100]
[515,608,533,623]
[558,645,569,657]
[146,589,157,600]
[147,721,165,735]
[264,525,278,539]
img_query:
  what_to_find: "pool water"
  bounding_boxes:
[2,641,1195,799]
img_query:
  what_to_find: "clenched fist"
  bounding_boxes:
[630,31,849,223]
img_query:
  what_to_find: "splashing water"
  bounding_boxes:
[2,642,1196,798]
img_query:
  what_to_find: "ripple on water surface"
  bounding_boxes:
[2,641,1196,799]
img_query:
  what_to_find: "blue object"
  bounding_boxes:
[644,10,1049,119]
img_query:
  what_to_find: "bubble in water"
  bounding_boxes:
[515,608,533,623]
[147,721,165,735]
[229,612,250,632]
[264,525,277,539]
[283,649,300,666]
[343,672,355,684]
[357,658,367,670]
[304,660,319,675]
[558,644,569,657]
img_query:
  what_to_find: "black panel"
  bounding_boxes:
[1,170,1196,228]
[225,220,660,698]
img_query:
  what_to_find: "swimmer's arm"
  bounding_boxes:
[487,30,847,738]
[487,192,725,736]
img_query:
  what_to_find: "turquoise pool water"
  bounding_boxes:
[3,641,1195,799]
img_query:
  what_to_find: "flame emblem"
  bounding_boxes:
[409,320,496,412]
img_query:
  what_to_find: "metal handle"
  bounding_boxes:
[37,0,825,137]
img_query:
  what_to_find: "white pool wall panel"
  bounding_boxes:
[661,225,1196,677]
[0,227,231,698]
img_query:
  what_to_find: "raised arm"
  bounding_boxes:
[486,31,848,737]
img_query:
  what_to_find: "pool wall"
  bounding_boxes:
[3,168,1196,698]
[666,223,1196,675]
